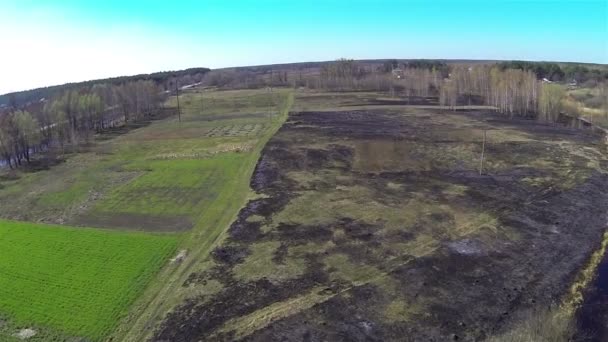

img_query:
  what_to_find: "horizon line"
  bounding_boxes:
[2,57,606,97]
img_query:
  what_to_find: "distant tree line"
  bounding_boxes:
[497,61,608,83]
[437,65,606,124]
[0,110,42,167]
[0,67,209,108]
[198,58,607,127]
[439,66,539,116]
[379,59,449,74]
[289,59,604,125]
[195,59,607,97]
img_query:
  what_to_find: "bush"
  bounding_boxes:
[583,95,605,109]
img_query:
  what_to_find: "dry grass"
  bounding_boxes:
[487,307,574,342]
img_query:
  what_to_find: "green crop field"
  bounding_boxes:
[0,219,179,341]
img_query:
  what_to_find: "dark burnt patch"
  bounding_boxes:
[155,106,608,341]
[287,111,407,140]
[273,223,333,243]
[212,244,250,266]
[272,243,289,264]
[347,96,439,107]
[341,218,380,241]
[250,155,281,191]
[229,220,262,242]
[155,272,323,342]
[247,285,387,342]
[183,264,235,288]
[474,111,604,145]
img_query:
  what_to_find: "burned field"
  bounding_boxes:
[154,105,608,341]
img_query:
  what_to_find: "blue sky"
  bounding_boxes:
[0,0,606,94]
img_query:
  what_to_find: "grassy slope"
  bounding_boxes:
[110,89,294,341]
[0,220,178,341]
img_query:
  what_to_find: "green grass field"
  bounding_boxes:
[0,220,178,341]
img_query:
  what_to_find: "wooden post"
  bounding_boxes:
[268,87,272,122]
[479,129,486,175]
[175,82,181,123]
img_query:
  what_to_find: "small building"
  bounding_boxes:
[391,68,404,79]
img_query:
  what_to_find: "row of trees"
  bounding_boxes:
[211,58,604,125]
[438,65,565,121]
[497,60,608,83]
[439,66,538,117]
[379,59,449,74]
[437,65,599,123]
[1,68,209,109]
[0,80,165,168]
[0,110,43,167]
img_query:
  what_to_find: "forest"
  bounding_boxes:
[0,80,165,168]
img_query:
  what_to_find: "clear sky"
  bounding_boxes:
[0,0,606,94]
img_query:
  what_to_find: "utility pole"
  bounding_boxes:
[268,87,272,122]
[175,81,181,123]
[479,129,486,175]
